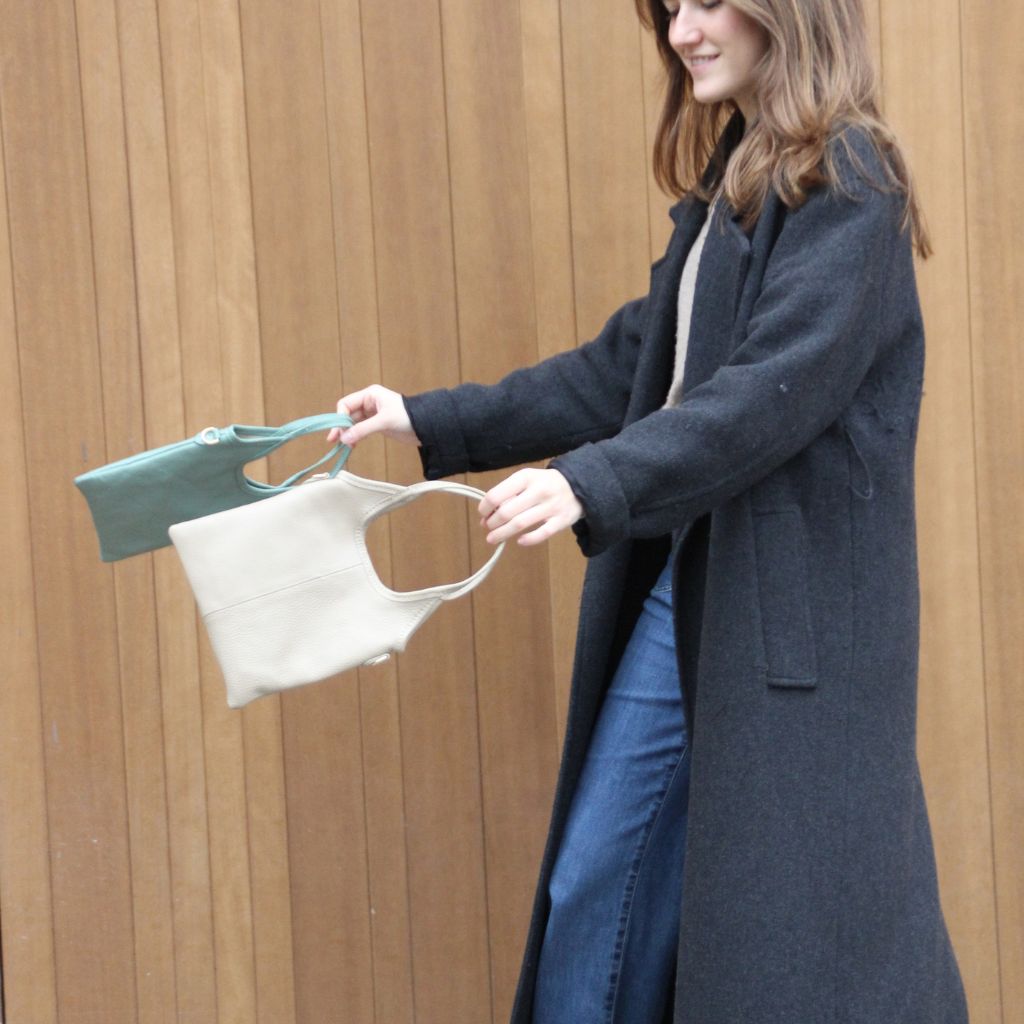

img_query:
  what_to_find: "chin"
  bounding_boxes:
[692,88,728,106]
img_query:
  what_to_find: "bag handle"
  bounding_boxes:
[277,441,350,488]
[372,479,506,600]
[209,413,354,490]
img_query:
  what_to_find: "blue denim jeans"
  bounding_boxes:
[533,553,692,1024]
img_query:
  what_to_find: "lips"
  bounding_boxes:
[687,54,719,70]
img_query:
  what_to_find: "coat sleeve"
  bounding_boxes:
[548,146,904,557]
[401,290,649,480]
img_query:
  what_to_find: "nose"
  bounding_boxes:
[668,12,702,53]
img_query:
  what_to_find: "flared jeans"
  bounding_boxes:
[533,553,692,1024]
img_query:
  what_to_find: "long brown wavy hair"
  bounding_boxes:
[635,0,931,258]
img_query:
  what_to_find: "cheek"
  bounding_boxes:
[718,5,750,34]
[726,9,769,62]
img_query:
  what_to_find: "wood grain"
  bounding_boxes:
[2,0,137,1018]
[76,0,178,1018]
[115,0,221,1017]
[360,0,493,1018]
[239,1,374,1021]
[0,1,1018,1020]
[198,0,297,1020]
[561,0,652,343]
[321,0,416,1019]
[961,2,1024,1021]
[520,0,585,753]
[437,0,563,1015]
[880,2,1001,1020]
[157,0,263,1016]
[0,61,60,1024]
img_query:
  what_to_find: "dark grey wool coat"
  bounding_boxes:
[403,113,969,1024]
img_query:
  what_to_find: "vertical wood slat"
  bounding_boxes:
[961,2,1024,1020]
[359,1,494,1019]
[114,1,221,1022]
[320,0,417,1019]
[157,0,263,1020]
[75,0,178,1020]
[237,2,374,1022]
[198,0,296,1019]
[561,0,651,343]
[519,0,584,751]
[879,3,1001,1020]
[0,0,138,1021]
[0,70,60,1024]
[0,2,1019,1022]
[437,0,562,1016]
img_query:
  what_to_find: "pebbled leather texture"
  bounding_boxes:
[75,413,353,561]
[169,470,505,708]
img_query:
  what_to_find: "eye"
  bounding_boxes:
[664,0,721,18]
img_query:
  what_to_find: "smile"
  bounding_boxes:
[687,55,719,68]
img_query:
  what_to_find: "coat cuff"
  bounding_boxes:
[402,389,469,480]
[548,443,630,557]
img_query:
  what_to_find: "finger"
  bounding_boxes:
[478,484,511,519]
[477,475,525,519]
[339,418,377,446]
[483,479,551,531]
[506,487,581,545]
[517,522,554,546]
[517,512,572,546]
[485,503,549,545]
[481,489,535,530]
[328,398,350,443]
[338,388,379,422]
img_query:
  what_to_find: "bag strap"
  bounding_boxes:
[277,441,350,488]
[217,413,354,489]
[373,479,506,601]
[271,412,354,443]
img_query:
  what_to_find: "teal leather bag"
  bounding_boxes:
[75,412,353,562]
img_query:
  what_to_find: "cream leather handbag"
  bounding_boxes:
[169,471,506,708]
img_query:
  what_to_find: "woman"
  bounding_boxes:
[329,1,968,1021]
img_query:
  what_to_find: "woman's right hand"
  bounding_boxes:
[327,385,420,447]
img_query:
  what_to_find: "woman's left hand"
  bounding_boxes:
[478,468,584,547]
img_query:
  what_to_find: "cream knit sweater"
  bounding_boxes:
[661,196,718,409]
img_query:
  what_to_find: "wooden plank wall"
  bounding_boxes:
[0,1,1018,1021]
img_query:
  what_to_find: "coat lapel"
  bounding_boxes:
[628,203,753,420]
[680,205,752,393]
[625,195,710,423]
[627,109,753,422]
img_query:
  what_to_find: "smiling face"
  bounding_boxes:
[664,1,770,122]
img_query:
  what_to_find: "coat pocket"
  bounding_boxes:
[752,508,818,688]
